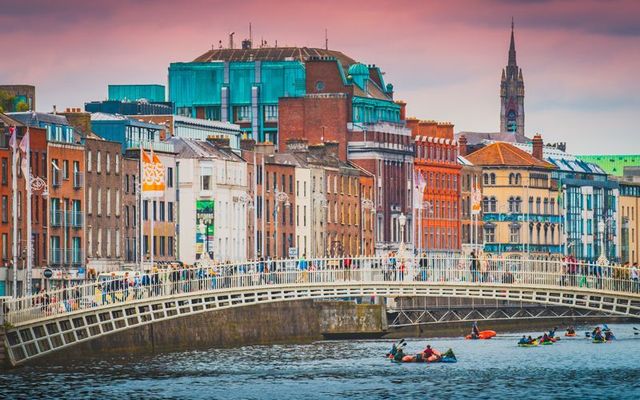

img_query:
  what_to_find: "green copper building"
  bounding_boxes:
[168,46,361,143]
[576,155,640,177]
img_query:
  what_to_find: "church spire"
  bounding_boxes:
[508,17,517,66]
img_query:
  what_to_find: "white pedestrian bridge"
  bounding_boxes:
[2,255,639,366]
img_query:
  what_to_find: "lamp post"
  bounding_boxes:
[274,190,290,259]
[235,191,254,260]
[361,198,374,256]
[313,192,328,258]
[398,213,407,258]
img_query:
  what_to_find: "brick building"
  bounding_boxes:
[408,119,462,254]
[0,114,48,295]
[122,156,139,265]
[278,57,413,255]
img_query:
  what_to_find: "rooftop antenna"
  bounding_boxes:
[249,22,252,44]
[229,32,235,49]
[325,28,328,50]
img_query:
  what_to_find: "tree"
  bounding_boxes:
[16,101,29,112]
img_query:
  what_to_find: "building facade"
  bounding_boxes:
[466,140,562,260]
[619,182,640,265]
[172,137,248,264]
[458,153,484,253]
[409,119,461,254]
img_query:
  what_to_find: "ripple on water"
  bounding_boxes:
[3,324,640,399]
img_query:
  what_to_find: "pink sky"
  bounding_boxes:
[1,0,638,153]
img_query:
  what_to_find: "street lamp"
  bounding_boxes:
[313,192,328,257]
[361,198,375,256]
[597,219,607,264]
[274,190,290,259]
[235,191,254,260]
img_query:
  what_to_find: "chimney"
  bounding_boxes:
[207,136,231,149]
[458,135,468,157]
[324,141,339,157]
[406,117,419,137]
[532,134,544,160]
[240,138,256,151]
[286,137,309,153]
[255,142,275,155]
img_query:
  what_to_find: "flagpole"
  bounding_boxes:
[150,148,154,270]
[139,143,143,271]
[11,127,18,297]
[25,125,32,295]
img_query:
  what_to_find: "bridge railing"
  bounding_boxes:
[2,255,638,325]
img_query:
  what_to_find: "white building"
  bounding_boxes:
[294,165,311,258]
[170,137,248,264]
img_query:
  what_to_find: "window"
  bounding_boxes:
[1,195,7,223]
[106,189,111,216]
[125,206,130,227]
[115,190,120,216]
[97,188,102,215]
[106,153,111,173]
[63,160,69,180]
[235,105,251,122]
[87,151,92,172]
[87,188,92,214]
[167,167,174,187]
[510,225,521,243]
[143,200,149,220]
[490,173,496,185]
[1,158,7,185]
[201,165,212,191]
[115,154,120,174]
[159,201,165,221]
[168,202,174,222]
[484,226,496,242]
[97,151,101,173]
[125,175,129,193]
[264,105,278,122]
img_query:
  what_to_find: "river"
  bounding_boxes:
[2,323,640,399]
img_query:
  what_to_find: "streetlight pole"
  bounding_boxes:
[236,191,254,260]
[421,201,433,256]
[313,192,327,258]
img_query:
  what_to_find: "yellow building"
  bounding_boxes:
[466,140,562,260]
[619,181,640,265]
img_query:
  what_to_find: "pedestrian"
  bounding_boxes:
[632,263,639,293]
[298,254,309,283]
[470,250,478,282]
[133,272,142,300]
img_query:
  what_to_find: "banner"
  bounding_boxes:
[18,127,30,178]
[142,148,165,197]
[471,185,482,215]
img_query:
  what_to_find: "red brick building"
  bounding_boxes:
[408,119,462,253]
[278,57,414,255]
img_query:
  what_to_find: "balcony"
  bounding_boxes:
[49,248,63,265]
[50,210,63,227]
[67,211,83,228]
[73,172,83,189]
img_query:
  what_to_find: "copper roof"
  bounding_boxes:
[193,47,357,70]
[465,141,555,169]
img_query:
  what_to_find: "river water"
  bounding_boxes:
[2,323,640,399]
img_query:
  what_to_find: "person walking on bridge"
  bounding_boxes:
[470,250,479,282]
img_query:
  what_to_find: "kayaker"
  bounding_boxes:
[593,328,604,342]
[548,327,558,338]
[604,330,615,341]
[394,346,405,362]
[421,345,441,362]
[518,336,528,345]
[470,322,480,339]
[541,333,551,344]
[566,326,576,335]
[527,336,535,344]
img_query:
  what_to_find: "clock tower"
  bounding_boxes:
[500,19,525,135]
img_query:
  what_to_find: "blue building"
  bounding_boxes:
[108,84,166,102]
[168,46,357,143]
[512,142,620,262]
[89,113,170,154]
[85,100,173,116]
[8,112,80,145]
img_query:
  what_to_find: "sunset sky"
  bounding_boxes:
[1,0,638,153]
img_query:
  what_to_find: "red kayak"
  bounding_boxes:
[465,330,497,340]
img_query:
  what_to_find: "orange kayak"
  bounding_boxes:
[465,330,497,340]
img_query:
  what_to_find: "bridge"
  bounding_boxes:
[2,255,639,366]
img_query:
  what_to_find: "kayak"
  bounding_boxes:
[518,340,539,347]
[392,348,457,363]
[564,333,577,337]
[592,339,607,344]
[540,341,554,345]
[465,330,497,340]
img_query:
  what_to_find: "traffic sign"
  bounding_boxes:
[43,268,53,279]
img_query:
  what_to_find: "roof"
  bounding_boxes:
[0,113,25,127]
[465,141,555,169]
[507,142,605,175]
[8,111,70,126]
[90,112,164,129]
[456,131,530,146]
[167,137,243,162]
[193,47,357,71]
[575,155,640,176]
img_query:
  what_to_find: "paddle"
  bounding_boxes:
[633,327,639,331]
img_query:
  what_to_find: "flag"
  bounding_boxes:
[142,147,165,197]
[8,126,16,149]
[471,183,482,215]
[18,127,29,154]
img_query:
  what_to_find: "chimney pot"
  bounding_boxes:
[532,134,544,160]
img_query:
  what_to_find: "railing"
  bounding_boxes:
[50,210,63,227]
[73,172,83,189]
[67,211,83,228]
[3,255,640,325]
[49,248,63,265]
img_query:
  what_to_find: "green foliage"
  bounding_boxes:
[15,101,29,112]
[0,90,16,113]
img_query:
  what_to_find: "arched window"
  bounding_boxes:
[515,197,522,213]
[490,173,496,185]
[515,173,522,185]
[483,197,490,213]
[490,197,497,212]
[508,196,515,213]
[483,173,489,185]
[544,198,549,214]
[529,196,534,214]
[550,198,555,215]
[509,173,514,185]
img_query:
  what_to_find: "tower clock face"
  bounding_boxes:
[507,109,517,132]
